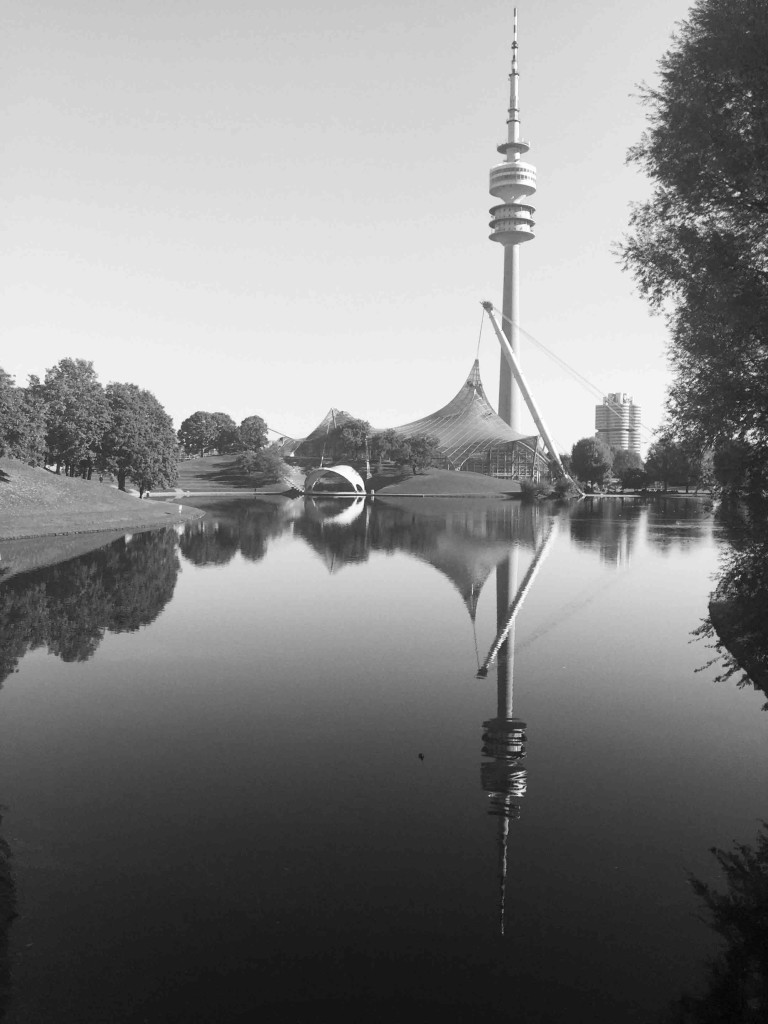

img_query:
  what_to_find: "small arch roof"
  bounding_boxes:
[304,465,367,494]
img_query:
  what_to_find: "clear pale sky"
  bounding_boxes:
[3,0,695,454]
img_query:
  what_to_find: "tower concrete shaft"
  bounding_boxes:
[489,9,536,431]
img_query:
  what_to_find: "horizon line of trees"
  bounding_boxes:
[1,362,276,496]
[1,358,179,496]
[333,418,441,476]
[565,433,726,493]
[177,411,269,458]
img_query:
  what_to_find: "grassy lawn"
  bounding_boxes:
[175,455,258,491]
[173,454,305,493]
[369,467,522,496]
[0,457,203,544]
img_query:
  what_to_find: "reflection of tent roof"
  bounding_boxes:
[418,534,518,619]
[391,361,542,468]
[304,496,366,526]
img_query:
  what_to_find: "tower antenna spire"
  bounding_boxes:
[509,8,520,144]
[489,9,536,431]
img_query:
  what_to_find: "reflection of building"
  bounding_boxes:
[569,498,641,568]
[478,522,555,935]
[595,393,641,454]
[482,554,528,936]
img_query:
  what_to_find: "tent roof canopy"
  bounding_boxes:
[390,361,541,468]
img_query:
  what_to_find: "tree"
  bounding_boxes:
[371,428,402,468]
[338,418,372,462]
[211,412,240,453]
[178,411,218,457]
[403,433,441,475]
[623,468,649,491]
[102,382,178,496]
[619,0,768,487]
[645,434,692,491]
[376,431,441,476]
[0,370,46,466]
[0,369,15,454]
[611,449,645,488]
[237,444,287,484]
[239,415,268,452]
[570,437,613,486]
[42,358,110,476]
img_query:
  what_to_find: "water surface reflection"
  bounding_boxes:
[0,495,763,1023]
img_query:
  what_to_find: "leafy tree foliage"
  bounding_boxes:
[239,415,268,451]
[178,411,218,457]
[42,358,110,476]
[101,382,178,496]
[570,437,613,486]
[177,411,246,455]
[370,429,441,475]
[713,438,768,496]
[0,370,46,466]
[338,418,372,462]
[237,444,287,484]
[610,449,644,485]
[620,0,768,486]
[211,412,240,453]
[645,434,696,490]
[401,433,441,475]
[622,468,649,491]
[0,370,15,454]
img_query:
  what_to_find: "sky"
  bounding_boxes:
[3,0,696,455]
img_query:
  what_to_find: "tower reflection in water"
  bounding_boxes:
[477,523,556,935]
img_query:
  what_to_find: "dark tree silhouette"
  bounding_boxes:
[0,530,180,684]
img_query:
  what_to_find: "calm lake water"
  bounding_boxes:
[0,494,766,1022]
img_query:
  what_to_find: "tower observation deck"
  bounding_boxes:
[489,8,536,431]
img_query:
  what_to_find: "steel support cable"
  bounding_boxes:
[476,308,485,361]
[487,303,656,440]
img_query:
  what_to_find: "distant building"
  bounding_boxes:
[595,393,641,454]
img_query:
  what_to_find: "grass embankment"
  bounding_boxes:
[175,457,523,498]
[0,457,203,549]
[370,467,522,496]
[172,455,304,493]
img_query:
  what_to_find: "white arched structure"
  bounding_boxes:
[304,464,367,495]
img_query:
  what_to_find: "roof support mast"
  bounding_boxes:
[481,302,577,488]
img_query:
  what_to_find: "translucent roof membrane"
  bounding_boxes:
[392,361,540,468]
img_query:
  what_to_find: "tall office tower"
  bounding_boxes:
[595,393,642,454]
[489,9,536,431]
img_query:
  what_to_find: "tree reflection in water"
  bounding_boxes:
[701,498,768,704]
[178,496,300,566]
[0,529,179,684]
[569,494,712,567]
[664,824,768,1023]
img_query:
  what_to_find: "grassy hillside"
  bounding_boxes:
[173,455,304,493]
[0,457,202,542]
[371,467,522,496]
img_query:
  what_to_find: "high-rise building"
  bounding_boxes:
[489,8,536,432]
[595,393,641,454]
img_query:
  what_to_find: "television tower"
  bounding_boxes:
[489,8,536,431]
